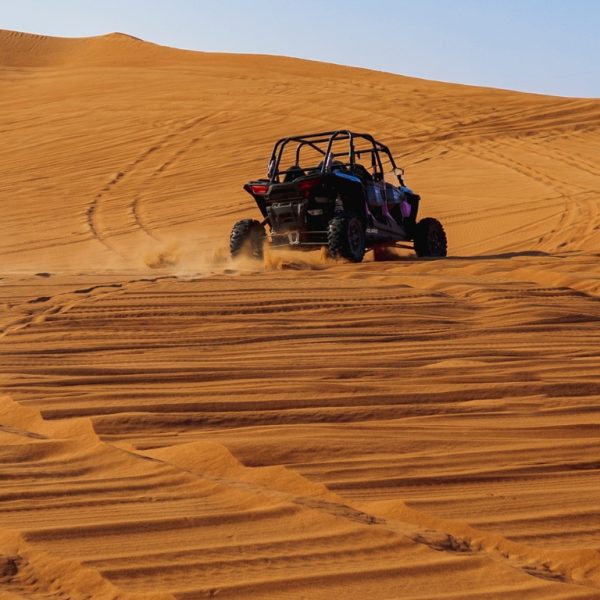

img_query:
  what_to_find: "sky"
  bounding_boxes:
[2,0,599,97]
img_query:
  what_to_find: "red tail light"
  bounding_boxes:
[250,184,270,195]
[296,178,320,198]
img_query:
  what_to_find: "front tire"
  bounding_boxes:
[230,219,265,259]
[414,217,447,257]
[327,214,366,262]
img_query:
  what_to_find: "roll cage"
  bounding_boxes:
[266,130,405,185]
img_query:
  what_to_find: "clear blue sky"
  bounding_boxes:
[3,0,599,97]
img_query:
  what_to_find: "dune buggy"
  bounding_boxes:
[230,130,447,262]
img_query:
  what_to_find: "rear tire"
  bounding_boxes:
[327,214,366,262]
[414,217,447,257]
[230,219,266,259]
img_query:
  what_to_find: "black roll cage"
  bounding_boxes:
[266,130,404,185]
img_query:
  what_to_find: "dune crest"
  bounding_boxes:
[0,29,184,67]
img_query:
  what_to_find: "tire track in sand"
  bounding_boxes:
[2,396,598,598]
[129,132,204,238]
[457,142,597,252]
[0,276,174,340]
[86,115,209,251]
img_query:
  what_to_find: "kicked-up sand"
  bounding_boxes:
[1,29,600,599]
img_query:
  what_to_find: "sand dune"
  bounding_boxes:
[1,30,600,599]
[1,29,599,272]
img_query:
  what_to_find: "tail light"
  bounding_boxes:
[250,184,269,195]
[296,177,320,198]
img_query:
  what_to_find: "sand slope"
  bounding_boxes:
[1,29,599,271]
[1,30,600,599]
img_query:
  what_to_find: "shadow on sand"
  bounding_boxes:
[376,250,558,262]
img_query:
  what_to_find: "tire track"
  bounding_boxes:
[476,143,587,195]
[519,137,600,178]
[0,276,173,340]
[2,267,600,597]
[86,115,209,251]
[131,196,160,240]
[139,439,600,593]
[455,142,597,252]
[494,137,600,249]
[129,133,203,236]
[4,394,597,598]
[86,171,126,253]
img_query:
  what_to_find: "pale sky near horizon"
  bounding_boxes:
[3,0,599,97]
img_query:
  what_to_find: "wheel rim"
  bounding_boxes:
[347,220,364,256]
[428,228,444,256]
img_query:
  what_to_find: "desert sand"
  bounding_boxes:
[1,29,600,599]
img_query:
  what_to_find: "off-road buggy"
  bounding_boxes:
[230,130,447,262]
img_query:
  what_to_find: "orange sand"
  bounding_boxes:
[1,30,600,599]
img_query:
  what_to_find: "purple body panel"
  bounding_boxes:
[400,200,412,219]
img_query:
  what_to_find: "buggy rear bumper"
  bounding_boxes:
[270,230,328,247]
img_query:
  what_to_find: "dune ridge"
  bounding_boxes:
[2,396,599,598]
[1,29,600,599]
[0,29,185,67]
